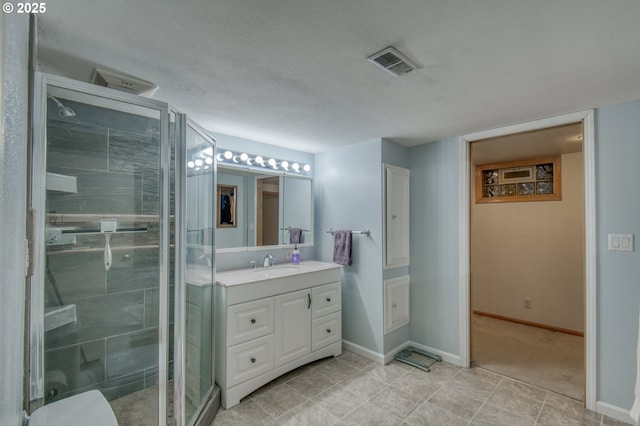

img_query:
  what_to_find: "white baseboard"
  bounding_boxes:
[342,340,385,364]
[343,339,463,367]
[596,401,634,425]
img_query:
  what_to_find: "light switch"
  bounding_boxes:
[608,234,634,252]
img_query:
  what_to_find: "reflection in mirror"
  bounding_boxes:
[215,165,313,251]
[217,184,237,228]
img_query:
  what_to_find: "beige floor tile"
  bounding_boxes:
[485,385,544,418]
[428,385,486,420]
[313,358,360,384]
[390,371,443,400]
[446,369,500,400]
[603,415,634,426]
[212,399,272,425]
[537,402,601,426]
[250,383,308,418]
[471,403,537,426]
[339,369,388,400]
[335,350,375,369]
[404,401,468,426]
[370,386,423,419]
[364,361,410,384]
[496,377,549,402]
[312,383,366,419]
[272,400,338,426]
[341,401,403,425]
[286,371,336,398]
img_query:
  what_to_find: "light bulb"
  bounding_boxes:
[223,151,233,160]
[232,155,240,163]
[255,156,264,166]
[205,157,213,165]
[292,163,300,172]
[187,161,195,168]
[240,153,249,162]
[281,161,289,170]
[216,153,224,161]
[303,164,311,172]
[195,159,203,167]
[268,158,277,167]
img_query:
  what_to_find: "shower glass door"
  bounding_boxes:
[175,117,216,425]
[31,75,171,425]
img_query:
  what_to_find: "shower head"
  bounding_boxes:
[47,95,76,118]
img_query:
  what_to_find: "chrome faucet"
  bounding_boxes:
[197,254,212,268]
[262,254,273,268]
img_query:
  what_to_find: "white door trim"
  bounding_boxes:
[458,110,596,411]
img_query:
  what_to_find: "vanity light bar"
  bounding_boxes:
[215,148,311,174]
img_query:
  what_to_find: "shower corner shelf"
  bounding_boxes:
[394,346,442,372]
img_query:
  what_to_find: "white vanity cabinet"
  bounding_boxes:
[215,261,342,408]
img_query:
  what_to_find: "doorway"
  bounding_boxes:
[469,123,585,400]
[458,110,597,410]
[256,176,280,246]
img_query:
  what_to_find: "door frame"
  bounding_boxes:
[458,110,596,410]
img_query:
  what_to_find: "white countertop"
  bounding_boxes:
[216,260,341,287]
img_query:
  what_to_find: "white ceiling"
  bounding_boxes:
[36,1,640,153]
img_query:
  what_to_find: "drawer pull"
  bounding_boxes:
[250,318,256,324]
[326,328,331,334]
[326,297,331,302]
[250,357,256,364]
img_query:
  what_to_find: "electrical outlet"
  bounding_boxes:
[524,298,532,309]
[286,250,292,259]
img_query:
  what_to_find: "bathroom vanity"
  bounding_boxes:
[215,261,342,408]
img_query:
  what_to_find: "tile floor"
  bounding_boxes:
[212,350,628,426]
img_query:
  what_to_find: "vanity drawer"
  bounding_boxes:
[312,311,341,351]
[227,298,274,346]
[227,334,274,387]
[311,282,341,319]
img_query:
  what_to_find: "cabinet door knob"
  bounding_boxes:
[250,318,256,324]
[250,357,256,363]
[326,297,331,302]
[326,328,331,334]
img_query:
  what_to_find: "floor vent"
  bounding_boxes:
[91,68,158,97]
[367,46,418,77]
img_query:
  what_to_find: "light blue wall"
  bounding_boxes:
[0,13,29,425]
[315,140,384,354]
[595,99,640,410]
[408,137,461,356]
[381,139,411,354]
[211,133,316,271]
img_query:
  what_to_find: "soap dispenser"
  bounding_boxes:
[292,245,300,265]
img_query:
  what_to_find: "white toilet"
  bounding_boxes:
[29,390,118,426]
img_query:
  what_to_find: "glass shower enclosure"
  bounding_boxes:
[29,73,217,425]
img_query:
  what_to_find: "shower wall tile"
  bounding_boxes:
[144,288,159,328]
[108,130,161,215]
[46,167,142,215]
[108,129,159,173]
[50,99,160,138]
[46,251,106,301]
[105,327,158,380]
[46,290,145,349]
[107,247,160,293]
[47,121,109,172]
[44,339,106,396]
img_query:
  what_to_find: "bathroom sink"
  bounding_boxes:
[186,266,213,285]
[252,265,300,274]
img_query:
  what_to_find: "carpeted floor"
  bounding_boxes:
[471,313,585,401]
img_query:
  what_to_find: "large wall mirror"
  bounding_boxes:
[215,165,313,251]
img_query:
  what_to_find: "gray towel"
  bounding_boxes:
[332,230,352,266]
[289,228,302,244]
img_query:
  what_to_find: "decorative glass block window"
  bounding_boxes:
[475,156,561,203]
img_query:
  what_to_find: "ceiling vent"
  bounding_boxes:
[91,68,158,97]
[367,46,418,77]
